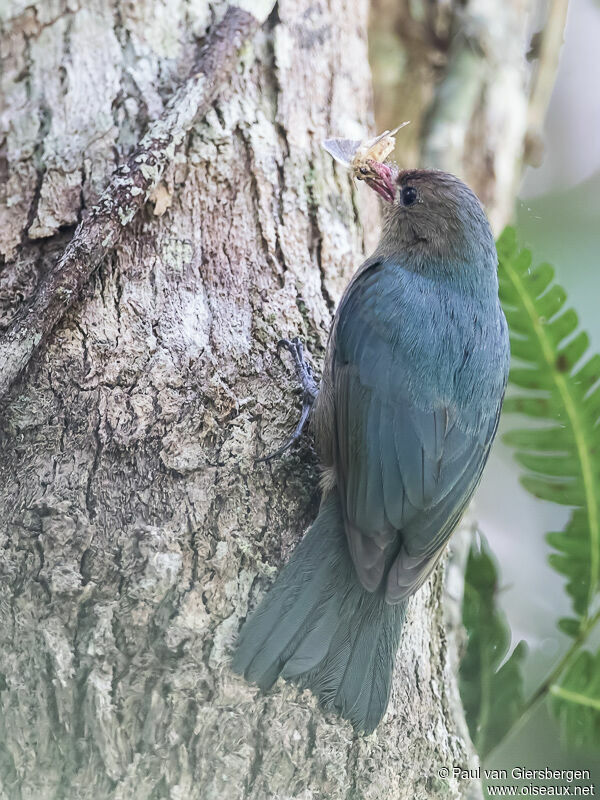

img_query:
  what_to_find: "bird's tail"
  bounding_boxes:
[231,492,406,733]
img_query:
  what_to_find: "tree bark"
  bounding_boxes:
[0,1,561,798]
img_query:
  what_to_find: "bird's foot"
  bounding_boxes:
[257,337,319,462]
[278,337,319,402]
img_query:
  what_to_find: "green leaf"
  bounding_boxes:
[498,227,600,622]
[546,509,595,617]
[460,537,527,758]
[557,618,581,638]
[550,649,600,746]
[502,426,571,452]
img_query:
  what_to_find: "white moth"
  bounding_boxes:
[322,122,409,179]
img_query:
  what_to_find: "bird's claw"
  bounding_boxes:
[276,337,319,401]
[256,337,320,463]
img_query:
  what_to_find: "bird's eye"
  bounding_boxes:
[401,186,418,206]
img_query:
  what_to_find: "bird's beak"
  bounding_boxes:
[360,160,396,203]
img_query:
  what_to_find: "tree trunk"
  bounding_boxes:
[0,1,561,798]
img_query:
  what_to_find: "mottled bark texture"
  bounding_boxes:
[0,1,559,799]
[0,3,268,400]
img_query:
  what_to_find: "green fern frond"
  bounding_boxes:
[498,228,600,623]
[550,648,600,746]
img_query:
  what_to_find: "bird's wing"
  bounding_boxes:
[332,261,501,601]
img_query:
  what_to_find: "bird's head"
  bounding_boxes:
[363,163,496,274]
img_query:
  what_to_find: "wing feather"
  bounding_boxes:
[331,260,504,601]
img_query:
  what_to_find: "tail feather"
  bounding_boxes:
[280,597,343,678]
[240,556,332,688]
[334,597,387,714]
[352,601,405,732]
[232,493,406,733]
[232,500,340,688]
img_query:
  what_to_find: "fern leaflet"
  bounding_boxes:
[498,228,600,625]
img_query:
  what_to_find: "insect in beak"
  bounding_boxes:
[322,122,408,204]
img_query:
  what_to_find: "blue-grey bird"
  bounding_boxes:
[232,160,510,733]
